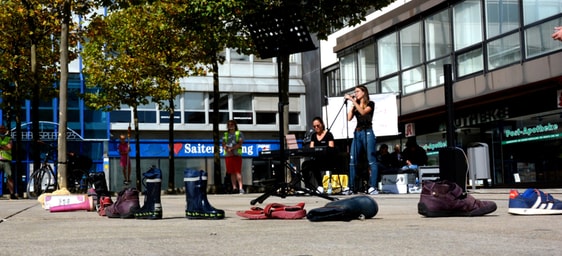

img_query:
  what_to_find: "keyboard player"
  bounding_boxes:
[301,117,336,193]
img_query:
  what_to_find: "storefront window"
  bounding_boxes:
[378,32,399,77]
[358,44,376,84]
[453,0,483,50]
[487,32,521,70]
[486,0,520,38]
[400,22,423,69]
[425,9,452,61]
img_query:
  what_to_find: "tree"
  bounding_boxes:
[82,3,206,191]
[0,0,63,192]
[180,0,251,192]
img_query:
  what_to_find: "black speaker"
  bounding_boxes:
[251,159,281,187]
[438,147,468,191]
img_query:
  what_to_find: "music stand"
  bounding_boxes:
[245,6,336,205]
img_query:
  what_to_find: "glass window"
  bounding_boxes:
[233,93,252,124]
[233,93,252,110]
[325,68,341,97]
[523,0,562,25]
[358,44,376,84]
[340,54,357,91]
[525,18,562,58]
[159,111,180,124]
[289,112,299,125]
[253,54,273,63]
[184,92,205,124]
[400,22,423,69]
[457,48,483,77]
[137,97,156,110]
[161,95,181,110]
[185,111,205,124]
[208,93,228,110]
[378,32,399,76]
[425,9,452,61]
[109,110,131,123]
[229,48,249,62]
[185,92,205,110]
[453,0,483,50]
[137,111,156,123]
[380,76,399,94]
[402,66,425,94]
[256,112,276,125]
[487,33,521,70]
[233,112,253,124]
[486,0,520,38]
[209,112,229,124]
[67,88,81,108]
[427,57,452,88]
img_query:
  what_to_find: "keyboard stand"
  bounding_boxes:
[250,161,338,205]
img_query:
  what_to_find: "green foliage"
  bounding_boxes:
[0,1,57,122]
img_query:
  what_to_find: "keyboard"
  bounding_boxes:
[259,147,336,159]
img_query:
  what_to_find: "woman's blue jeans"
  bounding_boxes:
[348,128,378,191]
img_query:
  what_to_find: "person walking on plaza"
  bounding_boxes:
[223,120,245,194]
[118,134,131,185]
[344,85,379,195]
[0,125,16,199]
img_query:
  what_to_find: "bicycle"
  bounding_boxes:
[27,143,58,199]
[67,152,93,194]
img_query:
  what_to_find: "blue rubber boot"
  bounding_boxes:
[135,167,163,220]
[184,169,225,219]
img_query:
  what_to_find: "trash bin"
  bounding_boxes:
[467,142,490,189]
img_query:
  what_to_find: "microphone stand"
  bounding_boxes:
[326,97,351,194]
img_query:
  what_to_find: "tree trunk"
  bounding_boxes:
[57,0,71,189]
[133,106,141,191]
[212,61,222,193]
[168,97,175,193]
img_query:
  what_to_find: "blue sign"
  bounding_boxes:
[108,140,283,158]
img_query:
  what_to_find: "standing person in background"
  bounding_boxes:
[118,134,131,185]
[223,120,245,194]
[0,126,16,199]
[344,85,379,195]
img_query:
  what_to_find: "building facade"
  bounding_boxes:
[322,0,562,188]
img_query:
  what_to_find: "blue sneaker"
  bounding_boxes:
[508,189,562,215]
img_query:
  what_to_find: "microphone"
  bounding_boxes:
[303,128,314,143]
[344,92,355,103]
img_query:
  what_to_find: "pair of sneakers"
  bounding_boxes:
[508,188,562,215]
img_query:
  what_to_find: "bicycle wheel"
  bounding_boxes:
[68,169,89,194]
[27,166,57,199]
